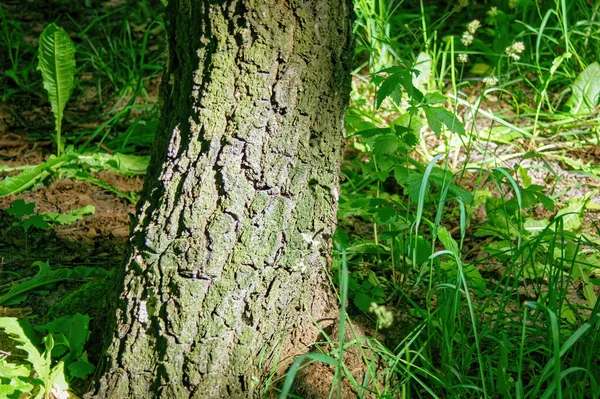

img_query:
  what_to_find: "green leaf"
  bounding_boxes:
[6,199,35,218]
[37,23,76,156]
[0,261,109,306]
[425,92,448,105]
[0,358,33,397]
[79,152,150,176]
[43,205,95,225]
[373,134,400,156]
[68,359,95,379]
[36,314,91,359]
[376,67,422,108]
[0,155,75,198]
[438,226,460,255]
[353,292,374,312]
[22,215,49,232]
[556,196,589,232]
[0,318,50,393]
[564,61,600,115]
[106,153,150,175]
[424,106,465,135]
[373,206,396,224]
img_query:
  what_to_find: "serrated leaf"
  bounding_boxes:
[373,206,396,224]
[376,67,421,108]
[376,73,402,108]
[38,23,76,156]
[403,132,418,147]
[565,61,600,115]
[373,134,400,156]
[425,92,448,105]
[424,106,465,135]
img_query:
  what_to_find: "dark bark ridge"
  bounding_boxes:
[91,1,353,398]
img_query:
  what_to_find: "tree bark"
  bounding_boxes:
[90,0,352,397]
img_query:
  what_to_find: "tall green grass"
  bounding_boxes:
[314,0,600,397]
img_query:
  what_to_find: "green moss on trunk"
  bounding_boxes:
[89,1,353,397]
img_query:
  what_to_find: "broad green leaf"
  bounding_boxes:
[0,155,75,197]
[377,73,403,108]
[438,226,459,255]
[36,314,91,359]
[354,292,374,312]
[423,106,465,135]
[78,152,150,176]
[565,61,600,115]
[424,92,448,105]
[556,195,589,232]
[107,153,150,175]
[38,23,76,156]
[68,359,95,379]
[373,134,400,156]
[376,67,422,108]
[373,206,396,224]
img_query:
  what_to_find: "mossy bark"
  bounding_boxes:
[89,1,352,397]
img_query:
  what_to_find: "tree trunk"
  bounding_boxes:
[90,0,353,398]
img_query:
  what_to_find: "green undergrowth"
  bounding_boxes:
[0,2,163,397]
[277,0,600,398]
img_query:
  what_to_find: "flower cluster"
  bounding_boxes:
[458,19,481,63]
[505,41,526,61]
[369,302,394,329]
[483,76,499,87]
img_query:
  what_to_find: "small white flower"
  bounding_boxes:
[505,41,525,61]
[512,41,526,53]
[461,32,474,47]
[457,53,469,63]
[483,76,498,87]
[466,20,481,35]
